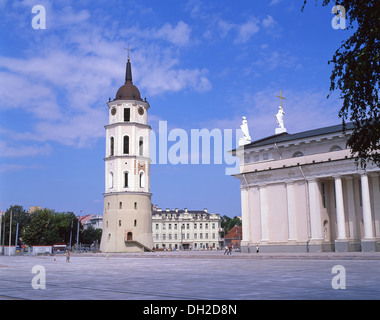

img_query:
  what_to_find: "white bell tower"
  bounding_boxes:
[100,56,153,252]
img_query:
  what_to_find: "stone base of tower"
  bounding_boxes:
[100,192,154,253]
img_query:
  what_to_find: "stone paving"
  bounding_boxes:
[0,251,380,300]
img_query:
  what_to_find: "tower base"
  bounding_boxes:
[100,192,154,253]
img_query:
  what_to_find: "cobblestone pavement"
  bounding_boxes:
[0,252,379,300]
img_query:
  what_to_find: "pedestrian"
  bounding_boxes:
[228,245,232,255]
[106,252,109,260]
[224,245,229,255]
[256,245,260,253]
[66,250,70,263]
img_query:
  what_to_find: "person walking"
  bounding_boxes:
[224,245,229,255]
[66,250,70,263]
[228,245,232,255]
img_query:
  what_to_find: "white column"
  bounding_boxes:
[240,187,250,244]
[334,176,347,240]
[370,174,380,237]
[286,182,297,241]
[361,173,374,239]
[345,177,357,238]
[259,185,268,242]
[308,179,323,241]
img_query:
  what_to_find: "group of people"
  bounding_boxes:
[224,245,233,255]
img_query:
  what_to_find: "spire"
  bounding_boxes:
[125,45,132,83]
[125,58,132,83]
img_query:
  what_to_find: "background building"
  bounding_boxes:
[152,207,223,250]
[223,225,242,249]
[79,214,103,230]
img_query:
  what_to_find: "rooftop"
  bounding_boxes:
[232,122,354,153]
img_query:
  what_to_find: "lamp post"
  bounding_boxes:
[8,211,12,256]
[69,219,73,251]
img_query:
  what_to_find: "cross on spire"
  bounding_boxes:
[277,90,286,108]
[125,45,131,61]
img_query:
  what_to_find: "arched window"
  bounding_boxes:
[139,171,145,188]
[109,171,113,189]
[124,171,129,188]
[110,137,114,156]
[139,136,144,156]
[126,232,133,241]
[123,135,130,154]
[292,151,304,158]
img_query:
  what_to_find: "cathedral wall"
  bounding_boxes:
[267,183,288,242]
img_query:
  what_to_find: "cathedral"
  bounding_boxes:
[100,56,153,252]
[232,99,380,253]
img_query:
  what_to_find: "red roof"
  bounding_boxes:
[224,225,242,239]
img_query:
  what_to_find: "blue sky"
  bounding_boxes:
[0,0,350,217]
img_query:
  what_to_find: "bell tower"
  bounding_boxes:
[100,56,153,252]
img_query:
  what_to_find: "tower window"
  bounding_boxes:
[109,172,113,189]
[119,202,122,209]
[123,136,130,154]
[124,108,130,122]
[139,137,144,156]
[134,219,137,227]
[134,202,137,209]
[124,171,129,188]
[119,220,121,226]
[139,172,145,188]
[110,137,114,156]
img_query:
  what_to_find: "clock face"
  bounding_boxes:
[111,107,117,116]
[138,107,144,115]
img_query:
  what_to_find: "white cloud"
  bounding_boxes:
[269,0,283,6]
[0,140,52,158]
[235,18,260,44]
[262,15,276,29]
[155,21,192,46]
[0,4,210,153]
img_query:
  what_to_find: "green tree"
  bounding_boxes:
[1,205,30,246]
[23,209,59,245]
[81,225,102,245]
[23,209,81,246]
[302,0,380,168]
[221,215,242,234]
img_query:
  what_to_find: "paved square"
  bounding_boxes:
[1,252,380,300]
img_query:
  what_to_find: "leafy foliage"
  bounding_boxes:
[303,0,380,168]
[221,215,241,235]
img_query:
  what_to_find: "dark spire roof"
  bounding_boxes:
[125,58,132,82]
[115,57,142,101]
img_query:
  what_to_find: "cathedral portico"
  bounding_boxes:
[232,111,380,253]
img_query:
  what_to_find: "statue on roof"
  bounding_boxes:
[239,116,251,146]
[275,90,287,134]
[275,105,285,129]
